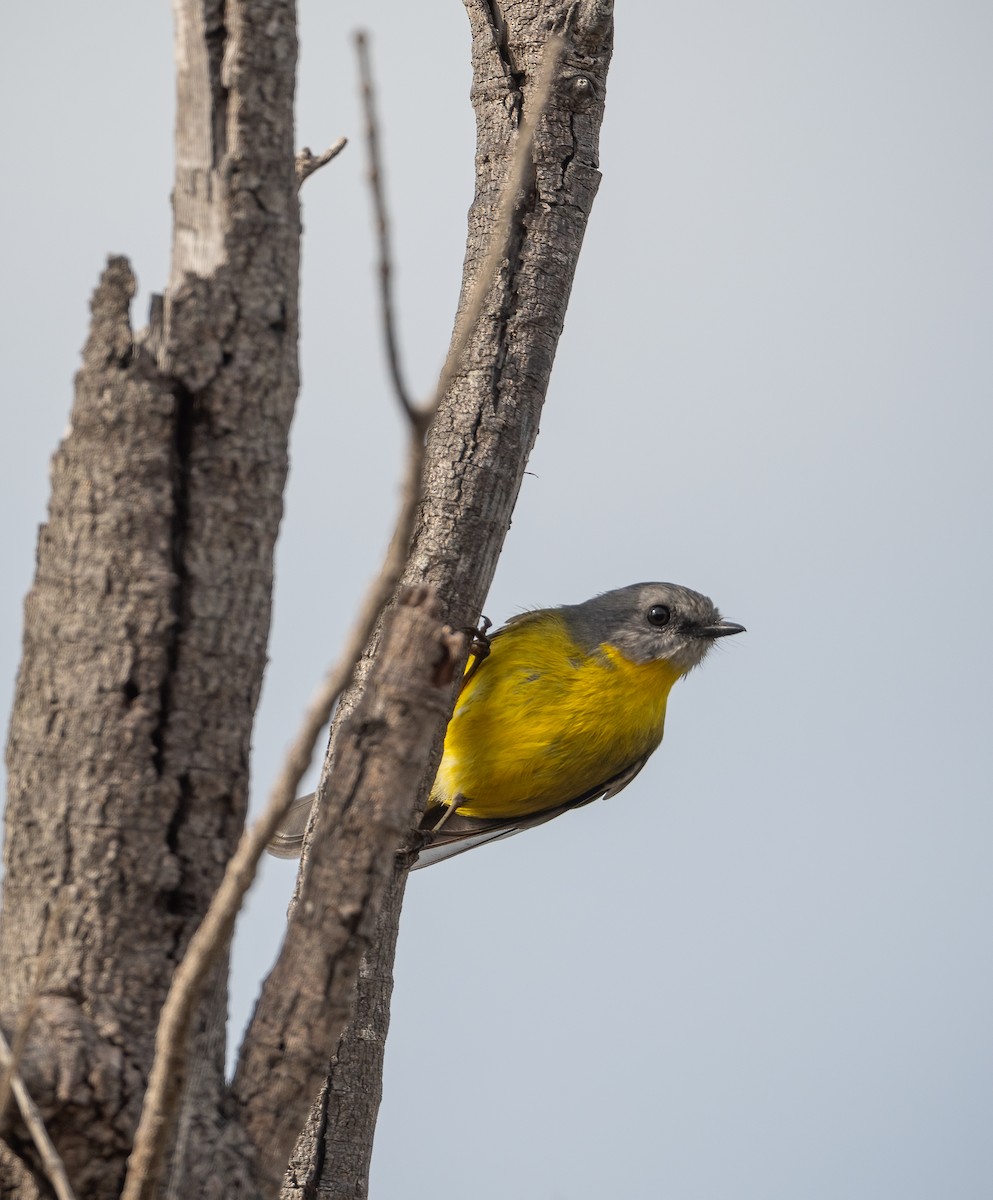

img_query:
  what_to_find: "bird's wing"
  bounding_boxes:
[267,793,314,859]
[269,756,651,868]
[410,754,650,870]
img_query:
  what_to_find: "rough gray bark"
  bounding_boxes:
[280,1,615,1195]
[279,875,406,1200]
[0,0,612,1196]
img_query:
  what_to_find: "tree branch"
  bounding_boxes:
[279,2,614,1191]
[355,31,422,430]
[267,30,566,862]
[0,1029,77,1200]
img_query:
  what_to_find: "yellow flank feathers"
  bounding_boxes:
[431,611,683,819]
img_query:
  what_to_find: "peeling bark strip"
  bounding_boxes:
[283,1,615,1194]
[231,590,463,1194]
[1,0,300,1192]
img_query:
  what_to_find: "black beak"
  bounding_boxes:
[698,621,746,639]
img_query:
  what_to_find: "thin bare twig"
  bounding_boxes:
[0,997,38,1127]
[123,34,566,1200]
[0,891,69,1124]
[296,136,348,187]
[0,1028,78,1200]
[355,30,565,432]
[355,31,424,431]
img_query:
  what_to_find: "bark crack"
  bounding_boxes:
[204,0,230,169]
[299,1081,329,1200]
[151,385,195,781]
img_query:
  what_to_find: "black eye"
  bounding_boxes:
[647,604,671,627]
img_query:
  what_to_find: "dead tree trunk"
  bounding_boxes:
[0,0,613,1197]
[0,0,300,1194]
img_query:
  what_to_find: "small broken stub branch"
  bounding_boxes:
[296,137,348,187]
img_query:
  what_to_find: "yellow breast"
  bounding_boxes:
[430,611,683,819]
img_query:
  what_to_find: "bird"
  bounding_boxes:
[268,581,744,868]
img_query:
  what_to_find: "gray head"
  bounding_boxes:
[558,582,745,675]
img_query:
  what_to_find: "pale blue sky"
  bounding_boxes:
[2,3,992,1197]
